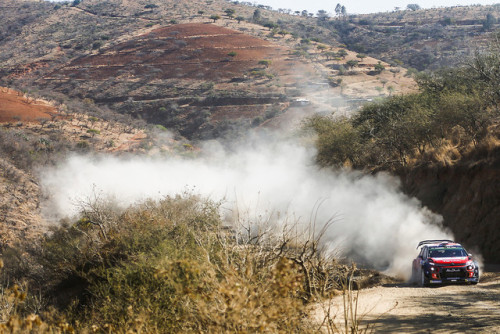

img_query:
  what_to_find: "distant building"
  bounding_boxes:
[292,98,310,106]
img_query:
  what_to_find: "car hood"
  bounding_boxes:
[430,257,468,265]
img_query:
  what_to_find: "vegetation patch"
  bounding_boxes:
[305,41,500,169]
[0,194,364,332]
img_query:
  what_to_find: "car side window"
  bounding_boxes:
[422,247,428,259]
[419,247,425,258]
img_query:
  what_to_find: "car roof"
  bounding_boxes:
[417,239,457,249]
[427,242,462,248]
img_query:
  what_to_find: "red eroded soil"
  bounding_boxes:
[52,23,281,81]
[0,88,57,123]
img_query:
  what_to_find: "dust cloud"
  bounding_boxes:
[39,131,451,279]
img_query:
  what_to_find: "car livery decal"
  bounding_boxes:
[430,257,468,265]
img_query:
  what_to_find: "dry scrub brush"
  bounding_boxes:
[0,193,363,333]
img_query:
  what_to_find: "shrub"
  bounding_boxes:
[2,194,348,332]
[304,115,363,167]
[374,61,385,73]
[258,59,272,67]
[87,129,100,136]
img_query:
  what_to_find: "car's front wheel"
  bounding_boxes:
[420,269,429,287]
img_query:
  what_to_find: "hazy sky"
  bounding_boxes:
[253,0,499,15]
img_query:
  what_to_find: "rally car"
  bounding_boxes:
[412,240,479,286]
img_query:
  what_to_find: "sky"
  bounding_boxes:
[253,0,500,15]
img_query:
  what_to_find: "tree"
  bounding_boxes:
[482,13,496,31]
[387,85,395,96]
[210,14,220,23]
[352,94,432,166]
[324,51,337,60]
[236,16,244,24]
[338,65,347,75]
[469,36,500,107]
[279,30,289,37]
[335,3,342,19]
[374,61,385,73]
[356,53,367,61]
[317,10,329,21]
[317,44,327,52]
[224,8,235,18]
[341,5,347,18]
[407,3,421,11]
[304,115,363,167]
[264,22,278,30]
[253,9,261,22]
[345,60,358,69]
[337,49,348,59]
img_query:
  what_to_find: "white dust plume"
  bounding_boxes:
[39,133,451,279]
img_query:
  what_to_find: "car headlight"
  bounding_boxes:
[466,261,475,270]
[430,266,435,271]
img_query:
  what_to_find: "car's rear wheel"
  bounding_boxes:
[411,266,418,284]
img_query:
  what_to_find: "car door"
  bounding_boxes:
[414,246,426,275]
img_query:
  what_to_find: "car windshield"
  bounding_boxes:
[428,247,467,258]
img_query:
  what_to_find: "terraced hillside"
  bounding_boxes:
[35,21,413,139]
[1,0,420,140]
[39,23,293,139]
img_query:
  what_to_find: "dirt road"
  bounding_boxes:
[318,270,500,333]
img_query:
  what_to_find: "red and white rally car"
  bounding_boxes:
[411,240,480,286]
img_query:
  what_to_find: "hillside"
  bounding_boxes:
[237,4,500,71]
[0,87,157,249]
[342,5,500,70]
[0,0,497,261]
[0,0,415,141]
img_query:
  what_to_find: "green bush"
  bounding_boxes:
[306,52,500,169]
[304,115,363,167]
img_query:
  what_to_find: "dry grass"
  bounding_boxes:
[0,194,370,333]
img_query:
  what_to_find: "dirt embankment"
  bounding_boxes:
[0,88,57,122]
[400,147,500,263]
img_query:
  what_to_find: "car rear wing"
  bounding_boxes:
[416,239,454,249]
